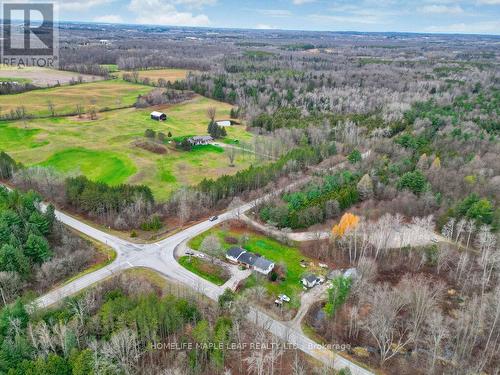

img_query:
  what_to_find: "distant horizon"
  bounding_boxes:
[22,0,498,37]
[55,19,500,37]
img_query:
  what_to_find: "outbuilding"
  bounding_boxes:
[215,120,232,127]
[150,111,167,121]
[301,274,319,288]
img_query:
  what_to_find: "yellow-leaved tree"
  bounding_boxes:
[332,213,360,238]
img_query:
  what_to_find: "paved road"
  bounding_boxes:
[3,177,373,374]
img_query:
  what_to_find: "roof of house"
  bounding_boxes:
[226,247,246,260]
[238,251,258,266]
[302,274,318,283]
[253,257,274,272]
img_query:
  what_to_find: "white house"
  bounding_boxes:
[225,247,275,275]
[188,135,213,146]
[253,257,275,275]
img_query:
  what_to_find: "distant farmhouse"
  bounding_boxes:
[226,247,275,275]
[150,111,167,121]
[187,135,213,146]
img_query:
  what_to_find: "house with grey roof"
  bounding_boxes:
[225,247,275,275]
[301,274,320,288]
[253,257,275,275]
[226,247,246,263]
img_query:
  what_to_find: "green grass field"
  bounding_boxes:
[0,79,151,117]
[0,95,256,200]
[189,226,320,307]
[39,148,137,185]
[0,77,32,84]
[178,256,229,285]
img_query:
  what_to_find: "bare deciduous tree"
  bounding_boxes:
[207,106,217,122]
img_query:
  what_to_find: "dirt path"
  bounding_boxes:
[292,283,330,332]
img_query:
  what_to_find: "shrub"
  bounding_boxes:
[224,236,238,244]
[397,170,427,195]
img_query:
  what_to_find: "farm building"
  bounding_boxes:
[215,120,232,127]
[225,247,275,275]
[150,111,167,121]
[187,135,213,146]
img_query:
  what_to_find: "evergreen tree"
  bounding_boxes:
[24,233,52,264]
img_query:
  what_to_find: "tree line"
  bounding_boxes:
[196,145,335,204]
[259,171,360,229]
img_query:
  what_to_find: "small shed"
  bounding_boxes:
[301,274,319,288]
[215,120,232,127]
[151,111,167,121]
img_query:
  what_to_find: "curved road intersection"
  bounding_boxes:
[0,176,372,375]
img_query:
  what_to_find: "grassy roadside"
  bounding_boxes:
[178,256,229,286]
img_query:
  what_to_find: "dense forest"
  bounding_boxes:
[0,187,98,305]
[0,272,329,375]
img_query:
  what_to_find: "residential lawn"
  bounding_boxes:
[0,95,256,201]
[0,79,151,117]
[189,225,319,308]
[178,256,229,285]
[122,68,192,82]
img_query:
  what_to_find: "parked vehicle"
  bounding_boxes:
[278,294,290,302]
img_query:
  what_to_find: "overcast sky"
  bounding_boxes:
[54,0,500,35]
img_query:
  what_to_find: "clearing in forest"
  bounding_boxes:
[0,95,255,201]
